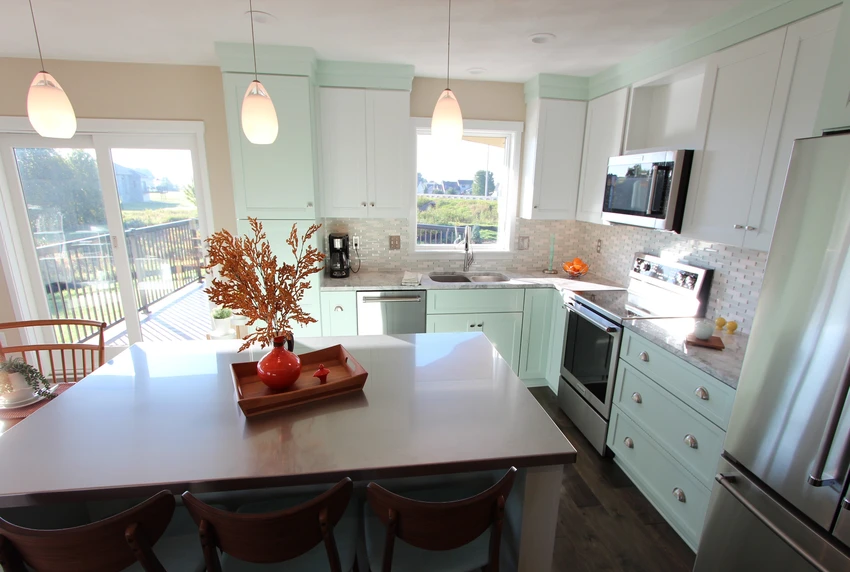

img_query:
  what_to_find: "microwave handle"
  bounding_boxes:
[645,165,660,215]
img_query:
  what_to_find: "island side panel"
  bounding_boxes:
[505,464,564,572]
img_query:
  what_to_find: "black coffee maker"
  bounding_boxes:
[328,233,350,278]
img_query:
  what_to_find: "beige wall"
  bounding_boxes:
[0,58,234,325]
[410,77,526,121]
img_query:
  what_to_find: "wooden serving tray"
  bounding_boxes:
[232,345,368,417]
[685,334,725,350]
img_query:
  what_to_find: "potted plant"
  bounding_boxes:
[0,358,56,403]
[212,307,232,334]
[204,218,325,389]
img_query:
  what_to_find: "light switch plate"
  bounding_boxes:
[517,236,530,250]
[389,235,401,250]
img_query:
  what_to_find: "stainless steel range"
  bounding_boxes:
[557,253,713,455]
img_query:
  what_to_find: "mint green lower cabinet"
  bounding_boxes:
[546,296,567,393]
[320,292,358,336]
[426,312,523,373]
[426,289,525,314]
[518,289,555,385]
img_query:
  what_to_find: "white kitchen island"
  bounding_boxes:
[0,332,575,571]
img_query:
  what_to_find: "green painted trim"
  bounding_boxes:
[215,42,317,77]
[524,74,589,102]
[588,0,843,99]
[316,61,415,90]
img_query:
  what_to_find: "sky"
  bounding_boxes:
[55,147,195,188]
[417,135,507,184]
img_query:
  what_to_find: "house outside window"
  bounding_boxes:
[412,119,522,253]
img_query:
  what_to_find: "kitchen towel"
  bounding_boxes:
[401,272,422,286]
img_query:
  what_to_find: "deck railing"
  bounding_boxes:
[415,223,499,245]
[36,219,203,342]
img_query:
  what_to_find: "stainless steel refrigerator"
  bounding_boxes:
[695,132,850,571]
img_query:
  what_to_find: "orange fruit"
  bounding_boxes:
[572,257,583,266]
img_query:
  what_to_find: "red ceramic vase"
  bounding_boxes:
[257,335,302,390]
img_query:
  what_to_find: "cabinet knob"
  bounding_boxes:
[694,386,710,400]
[684,434,699,449]
[623,437,634,449]
[361,202,367,207]
[370,202,375,207]
[333,305,344,312]
[534,205,539,209]
[631,392,642,404]
[639,351,649,362]
[733,224,744,229]
[469,324,476,328]
[477,323,483,328]
[307,202,313,208]
[745,226,757,231]
[672,488,687,503]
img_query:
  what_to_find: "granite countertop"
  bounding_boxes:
[320,270,625,292]
[623,318,749,389]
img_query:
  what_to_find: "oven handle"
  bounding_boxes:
[566,303,621,334]
[645,165,660,215]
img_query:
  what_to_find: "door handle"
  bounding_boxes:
[333,306,344,312]
[631,392,642,404]
[623,437,634,449]
[672,488,686,503]
[808,357,850,487]
[684,434,698,449]
[694,386,709,400]
[733,224,744,229]
[639,351,649,362]
[745,226,757,231]
[360,296,422,303]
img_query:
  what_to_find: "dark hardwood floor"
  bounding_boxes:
[529,387,696,572]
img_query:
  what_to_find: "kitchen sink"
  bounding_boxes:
[428,273,471,283]
[467,273,510,283]
[428,272,510,283]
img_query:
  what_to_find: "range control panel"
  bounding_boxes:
[632,256,702,291]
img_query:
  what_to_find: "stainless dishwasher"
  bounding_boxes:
[356,291,426,335]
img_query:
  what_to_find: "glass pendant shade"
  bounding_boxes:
[241,80,278,145]
[27,72,76,139]
[431,89,463,142]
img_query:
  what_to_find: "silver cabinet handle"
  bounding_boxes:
[307,202,313,207]
[639,351,649,362]
[370,202,375,207]
[733,224,744,229]
[745,225,757,231]
[361,202,367,207]
[360,296,422,303]
[694,386,709,400]
[672,488,686,503]
[333,305,344,312]
[631,392,642,404]
[623,437,634,449]
[684,434,698,449]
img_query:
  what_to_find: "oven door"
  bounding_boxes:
[560,302,622,419]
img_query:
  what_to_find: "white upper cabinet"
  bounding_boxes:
[576,88,629,224]
[320,87,411,219]
[815,4,850,133]
[223,73,318,220]
[520,98,587,220]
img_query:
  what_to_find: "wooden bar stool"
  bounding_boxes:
[182,477,358,572]
[0,490,201,572]
[364,467,517,572]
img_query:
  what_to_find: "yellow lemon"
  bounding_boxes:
[725,321,738,334]
[715,317,727,329]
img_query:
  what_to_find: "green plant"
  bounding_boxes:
[212,307,232,319]
[0,358,55,399]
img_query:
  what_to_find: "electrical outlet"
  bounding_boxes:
[596,239,602,253]
[389,235,401,250]
[352,235,361,250]
[517,236,530,251]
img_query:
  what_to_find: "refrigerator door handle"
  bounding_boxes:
[716,474,830,572]
[808,359,850,487]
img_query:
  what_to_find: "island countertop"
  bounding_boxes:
[0,333,576,507]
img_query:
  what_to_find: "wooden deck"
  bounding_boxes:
[105,282,211,346]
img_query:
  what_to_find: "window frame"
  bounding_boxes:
[409,118,523,255]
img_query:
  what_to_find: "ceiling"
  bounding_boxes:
[1,0,743,82]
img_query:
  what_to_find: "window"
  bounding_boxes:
[412,119,522,252]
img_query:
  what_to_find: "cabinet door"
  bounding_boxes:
[521,99,587,220]
[224,74,317,220]
[547,295,568,394]
[743,9,839,251]
[320,291,358,336]
[319,88,369,218]
[576,88,628,224]
[682,29,786,247]
[480,312,523,374]
[519,289,554,381]
[367,90,412,218]
[426,313,478,333]
[815,4,850,133]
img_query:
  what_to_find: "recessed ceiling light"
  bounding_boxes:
[244,10,276,24]
[467,68,486,75]
[529,33,556,44]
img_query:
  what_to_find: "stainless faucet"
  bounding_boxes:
[463,226,474,271]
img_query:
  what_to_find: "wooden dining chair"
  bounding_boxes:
[0,319,107,384]
[0,490,176,572]
[364,467,517,572]
[182,477,357,572]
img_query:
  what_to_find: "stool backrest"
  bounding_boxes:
[0,490,175,572]
[182,477,353,572]
[367,467,517,572]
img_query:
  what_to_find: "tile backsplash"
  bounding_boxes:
[323,217,767,334]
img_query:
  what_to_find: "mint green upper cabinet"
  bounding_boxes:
[816,4,850,133]
[575,88,628,224]
[223,73,317,220]
[520,99,587,220]
[320,88,411,219]
[519,289,555,382]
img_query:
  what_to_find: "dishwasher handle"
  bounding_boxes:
[360,296,422,303]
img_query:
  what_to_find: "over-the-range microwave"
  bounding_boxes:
[601,150,694,233]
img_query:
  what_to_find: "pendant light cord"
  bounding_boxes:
[27,0,45,71]
[446,0,452,90]
[249,0,258,80]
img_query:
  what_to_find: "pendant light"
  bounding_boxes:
[431,0,463,142]
[25,0,76,139]
[241,0,278,145]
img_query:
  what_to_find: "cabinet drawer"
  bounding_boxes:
[620,329,735,430]
[615,362,724,488]
[426,289,525,314]
[608,406,710,549]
